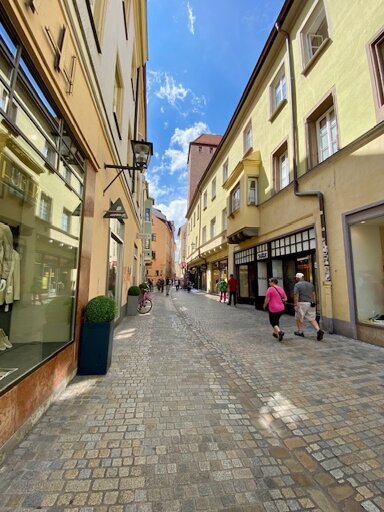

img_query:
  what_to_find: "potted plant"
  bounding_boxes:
[78,295,117,375]
[127,285,140,316]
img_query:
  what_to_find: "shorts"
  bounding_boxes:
[295,302,316,322]
[269,310,284,327]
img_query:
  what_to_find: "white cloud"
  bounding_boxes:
[187,2,196,35]
[148,70,206,115]
[155,198,187,236]
[156,74,188,105]
[165,121,209,174]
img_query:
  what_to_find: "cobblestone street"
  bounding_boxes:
[1,288,384,512]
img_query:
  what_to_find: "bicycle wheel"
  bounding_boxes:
[138,299,152,314]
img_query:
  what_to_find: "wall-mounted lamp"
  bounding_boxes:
[103,139,153,195]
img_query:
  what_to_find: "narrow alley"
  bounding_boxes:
[1,289,384,512]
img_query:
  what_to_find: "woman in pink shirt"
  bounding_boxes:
[263,277,287,342]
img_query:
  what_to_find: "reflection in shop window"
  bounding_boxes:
[350,216,384,324]
[39,192,52,221]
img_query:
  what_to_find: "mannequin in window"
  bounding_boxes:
[0,222,13,298]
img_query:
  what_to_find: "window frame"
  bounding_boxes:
[222,160,229,183]
[368,29,384,120]
[300,1,330,72]
[270,65,287,116]
[247,177,259,205]
[203,190,207,210]
[243,121,253,155]
[316,106,338,163]
[305,92,338,169]
[273,141,290,193]
[211,177,216,200]
[210,217,216,239]
[230,183,240,214]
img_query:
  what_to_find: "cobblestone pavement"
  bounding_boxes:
[1,289,384,512]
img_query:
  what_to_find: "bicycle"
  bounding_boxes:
[137,288,152,314]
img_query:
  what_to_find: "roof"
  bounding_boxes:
[191,134,222,146]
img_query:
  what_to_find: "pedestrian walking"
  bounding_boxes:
[165,277,171,296]
[263,277,287,342]
[293,272,324,340]
[218,278,228,302]
[227,273,238,306]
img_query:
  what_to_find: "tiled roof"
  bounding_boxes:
[191,134,222,146]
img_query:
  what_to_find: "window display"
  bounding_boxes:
[0,20,84,391]
[350,215,384,325]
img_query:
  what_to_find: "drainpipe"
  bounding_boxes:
[275,23,333,331]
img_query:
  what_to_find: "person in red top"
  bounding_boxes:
[227,274,238,306]
[263,277,287,342]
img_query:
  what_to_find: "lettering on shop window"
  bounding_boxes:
[45,25,77,94]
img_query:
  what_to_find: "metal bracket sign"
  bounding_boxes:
[104,198,127,219]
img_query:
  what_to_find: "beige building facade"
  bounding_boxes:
[186,0,384,346]
[0,0,151,450]
[147,208,175,284]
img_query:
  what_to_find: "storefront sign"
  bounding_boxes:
[104,198,127,219]
[257,251,268,260]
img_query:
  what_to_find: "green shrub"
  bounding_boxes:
[139,282,147,290]
[128,285,140,296]
[84,295,117,323]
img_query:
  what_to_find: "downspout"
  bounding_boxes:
[275,23,333,331]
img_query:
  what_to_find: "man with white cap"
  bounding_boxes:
[293,272,324,341]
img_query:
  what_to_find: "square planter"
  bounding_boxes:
[126,295,139,316]
[78,320,114,375]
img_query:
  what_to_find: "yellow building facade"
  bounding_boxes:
[186,0,384,346]
[0,0,151,450]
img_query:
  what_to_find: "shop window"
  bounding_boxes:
[300,1,330,70]
[306,94,338,168]
[350,215,384,325]
[230,183,240,213]
[0,20,84,393]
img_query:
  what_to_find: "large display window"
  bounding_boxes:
[350,213,384,325]
[0,21,84,391]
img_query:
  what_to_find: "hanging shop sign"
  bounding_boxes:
[104,198,127,220]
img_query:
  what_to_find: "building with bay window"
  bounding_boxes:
[0,0,150,450]
[185,0,384,347]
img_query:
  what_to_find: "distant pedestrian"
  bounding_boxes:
[263,277,287,342]
[227,274,238,306]
[175,279,180,291]
[218,278,228,302]
[293,272,324,340]
[165,278,171,296]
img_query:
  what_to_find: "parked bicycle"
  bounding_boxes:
[137,287,152,314]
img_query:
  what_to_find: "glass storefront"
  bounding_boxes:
[350,214,384,325]
[0,21,84,391]
[108,219,124,318]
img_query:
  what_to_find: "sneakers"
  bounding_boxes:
[294,331,304,337]
[317,329,324,341]
[278,331,284,342]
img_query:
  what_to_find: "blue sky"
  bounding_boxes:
[146,0,284,236]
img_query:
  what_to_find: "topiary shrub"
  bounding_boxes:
[128,285,140,296]
[84,295,117,323]
[139,282,148,291]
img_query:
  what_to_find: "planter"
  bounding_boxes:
[126,295,139,316]
[78,320,114,375]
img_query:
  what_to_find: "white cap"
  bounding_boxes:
[295,272,304,279]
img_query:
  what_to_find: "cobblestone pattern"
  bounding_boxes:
[0,289,383,512]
